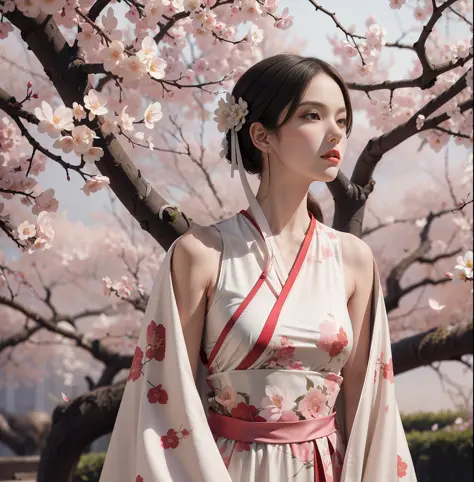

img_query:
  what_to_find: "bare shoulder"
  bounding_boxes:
[173,224,222,271]
[338,231,373,269]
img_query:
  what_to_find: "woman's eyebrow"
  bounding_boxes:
[298,101,346,114]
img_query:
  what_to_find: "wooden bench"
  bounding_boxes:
[0,456,39,481]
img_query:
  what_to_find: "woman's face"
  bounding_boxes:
[267,73,348,183]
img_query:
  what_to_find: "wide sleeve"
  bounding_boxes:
[99,242,233,482]
[336,258,417,482]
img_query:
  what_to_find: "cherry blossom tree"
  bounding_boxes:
[0,0,473,479]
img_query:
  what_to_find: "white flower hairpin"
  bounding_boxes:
[214,91,249,185]
[214,92,249,133]
[213,91,282,281]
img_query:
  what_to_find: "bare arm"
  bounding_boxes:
[170,226,221,382]
[340,233,374,440]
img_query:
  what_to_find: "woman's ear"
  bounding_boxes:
[249,121,272,154]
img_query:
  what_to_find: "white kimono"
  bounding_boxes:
[99,211,416,482]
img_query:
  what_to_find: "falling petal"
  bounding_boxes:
[428,298,445,311]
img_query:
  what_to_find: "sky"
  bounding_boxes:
[2,0,473,414]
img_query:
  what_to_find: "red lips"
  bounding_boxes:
[321,148,340,159]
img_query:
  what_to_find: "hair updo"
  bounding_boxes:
[224,53,353,223]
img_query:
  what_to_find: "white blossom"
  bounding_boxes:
[416,114,425,131]
[53,135,75,153]
[83,146,104,163]
[389,0,406,9]
[28,211,55,254]
[76,23,101,51]
[34,101,74,138]
[83,89,108,121]
[213,92,249,133]
[100,115,119,135]
[144,0,166,27]
[72,102,86,121]
[119,106,135,132]
[17,221,36,240]
[137,36,158,63]
[100,40,125,73]
[14,0,40,18]
[81,176,110,196]
[121,55,147,82]
[144,102,163,129]
[147,57,167,80]
[37,0,66,15]
[70,125,98,154]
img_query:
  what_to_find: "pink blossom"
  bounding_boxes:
[81,176,110,196]
[215,385,239,410]
[32,189,58,215]
[298,388,327,419]
[260,385,295,421]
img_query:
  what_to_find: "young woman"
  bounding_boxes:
[100,54,416,482]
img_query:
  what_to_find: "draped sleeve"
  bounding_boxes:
[100,241,416,482]
[335,258,417,481]
[99,241,233,482]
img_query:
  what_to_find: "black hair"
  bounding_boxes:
[225,53,353,223]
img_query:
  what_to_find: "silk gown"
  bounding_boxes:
[99,211,417,482]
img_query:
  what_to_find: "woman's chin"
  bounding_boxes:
[313,166,339,182]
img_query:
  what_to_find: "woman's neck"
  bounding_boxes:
[253,180,311,237]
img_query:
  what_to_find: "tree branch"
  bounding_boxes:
[393,321,473,375]
[5,9,192,251]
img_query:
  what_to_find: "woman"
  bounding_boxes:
[100,54,416,482]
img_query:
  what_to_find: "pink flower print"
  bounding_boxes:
[128,346,143,382]
[325,372,343,384]
[266,356,278,368]
[397,455,408,478]
[260,385,296,421]
[317,320,349,359]
[215,385,239,410]
[275,345,295,365]
[147,384,169,404]
[280,336,290,346]
[327,231,337,240]
[146,321,166,361]
[280,410,300,421]
[382,357,395,383]
[331,328,348,357]
[289,360,304,370]
[320,246,333,261]
[235,441,251,452]
[290,441,313,463]
[298,387,327,419]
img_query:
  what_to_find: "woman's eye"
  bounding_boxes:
[337,118,347,127]
[304,113,320,120]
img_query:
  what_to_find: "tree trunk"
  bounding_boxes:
[36,381,125,482]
